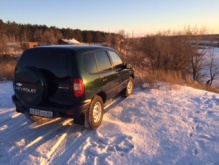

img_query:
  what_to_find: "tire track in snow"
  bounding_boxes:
[0,110,19,131]
[22,118,64,149]
[47,133,68,158]
[0,108,15,115]
[9,119,73,165]
[0,115,56,141]
[0,115,29,141]
[48,128,94,165]
[44,119,74,159]
[0,109,19,125]
[46,126,82,163]
[17,118,62,143]
[8,118,64,163]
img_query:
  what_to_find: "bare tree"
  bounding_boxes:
[0,31,8,55]
[188,46,207,82]
[206,48,219,86]
[184,26,209,83]
[33,29,43,44]
[0,20,8,55]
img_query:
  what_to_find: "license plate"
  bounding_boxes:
[29,108,53,118]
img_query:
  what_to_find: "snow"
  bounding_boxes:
[62,38,81,45]
[1,81,219,165]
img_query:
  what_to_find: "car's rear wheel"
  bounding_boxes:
[85,96,103,129]
[122,77,134,97]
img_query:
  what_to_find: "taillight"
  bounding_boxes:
[73,78,84,97]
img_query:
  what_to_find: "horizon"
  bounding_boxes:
[1,18,219,38]
[1,0,219,37]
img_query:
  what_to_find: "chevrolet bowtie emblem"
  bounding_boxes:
[16,83,22,87]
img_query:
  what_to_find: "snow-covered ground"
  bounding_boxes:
[1,81,219,165]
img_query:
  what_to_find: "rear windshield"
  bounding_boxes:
[20,50,69,77]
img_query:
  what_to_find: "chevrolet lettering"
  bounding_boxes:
[14,86,37,93]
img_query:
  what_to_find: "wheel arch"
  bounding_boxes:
[96,91,107,103]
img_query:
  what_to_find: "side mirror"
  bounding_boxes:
[126,63,132,69]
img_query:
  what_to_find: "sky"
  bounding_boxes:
[0,0,219,36]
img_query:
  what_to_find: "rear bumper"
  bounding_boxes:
[12,94,91,118]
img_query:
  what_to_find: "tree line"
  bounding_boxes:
[0,19,123,46]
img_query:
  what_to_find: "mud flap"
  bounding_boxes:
[12,94,26,113]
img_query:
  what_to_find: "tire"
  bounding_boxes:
[14,67,48,106]
[85,96,103,129]
[122,77,134,98]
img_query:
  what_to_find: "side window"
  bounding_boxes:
[108,51,123,69]
[94,51,112,72]
[83,53,98,74]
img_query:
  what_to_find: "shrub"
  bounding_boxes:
[0,55,18,80]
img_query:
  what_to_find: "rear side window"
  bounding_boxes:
[108,51,123,69]
[94,51,112,72]
[20,50,68,77]
[83,53,98,74]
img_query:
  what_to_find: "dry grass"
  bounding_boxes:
[134,66,219,93]
[152,70,185,84]
[134,68,184,86]
[0,55,18,81]
[185,77,219,93]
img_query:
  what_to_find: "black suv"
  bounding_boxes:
[12,45,134,129]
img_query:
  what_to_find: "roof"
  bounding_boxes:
[26,45,114,52]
